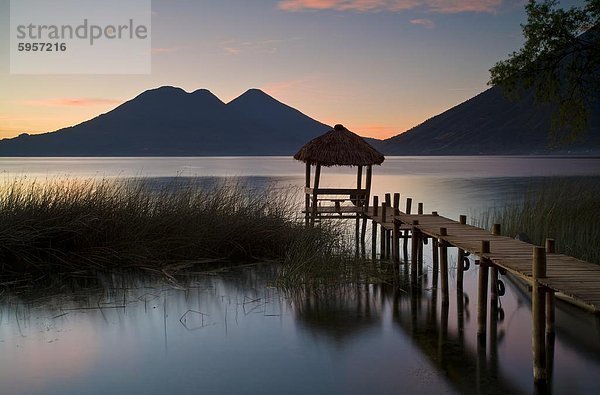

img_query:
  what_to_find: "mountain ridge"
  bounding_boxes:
[0,87,331,156]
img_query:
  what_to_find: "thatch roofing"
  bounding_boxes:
[294,124,385,167]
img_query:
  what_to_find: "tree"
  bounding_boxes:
[489,0,599,144]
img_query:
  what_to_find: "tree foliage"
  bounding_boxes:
[489,0,599,143]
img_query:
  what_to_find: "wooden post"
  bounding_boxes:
[477,240,490,341]
[545,239,555,336]
[385,193,391,208]
[457,215,467,290]
[492,223,501,236]
[310,164,321,227]
[380,203,387,259]
[393,220,400,264]
[532,246,547,384]
[490,224,501,308]
[305,163,311,227]
[411,220,419,283]
[545,237,556,383]
[393,193,400,214]
[418,203,424,215]
[355,166,363,246]
[371,196,379,260]
[406,198,412,215]
[361,165,373,245]
[439,227,449,305]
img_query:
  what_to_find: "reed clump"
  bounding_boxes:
[478,177,600,264]
[0,177,342,278]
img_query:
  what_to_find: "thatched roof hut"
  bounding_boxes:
[294,124,385,167]
[295,124,385,233]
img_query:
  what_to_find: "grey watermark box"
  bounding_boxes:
[10,0,151,74]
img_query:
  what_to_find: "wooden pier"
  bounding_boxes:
[355,193,600,388]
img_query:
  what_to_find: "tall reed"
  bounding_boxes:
[477,177,600,264]
[0,177,342,277]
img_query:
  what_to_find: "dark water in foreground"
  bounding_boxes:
[0,156,599,394]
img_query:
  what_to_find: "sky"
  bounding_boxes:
[0,0,585,140]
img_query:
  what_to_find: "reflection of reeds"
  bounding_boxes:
[477,177,600,264]
[0,177,342,278]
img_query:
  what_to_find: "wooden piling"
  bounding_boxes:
[490,225,501,306]
[305,163,311,226]
[457,215,467,290]
[411,220,419,282]
[380,203,387,259]
[406,198,412,215]
[477,240,490,340]
[532,246,547,384]
[371,196,379,261]
[393,193,400,214]
[393,220,400,264]
[385,193,391,208]
[439,227,449,305]
[418,203,424,215]
[545,239,556,336]
[361,165,373,245]
[310,164,321,227]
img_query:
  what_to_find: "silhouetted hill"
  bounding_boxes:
[0,86,331,156]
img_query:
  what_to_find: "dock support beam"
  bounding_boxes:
[310,164,321,227]
[457,215,467,290]
[371,196,379,260]
[380,203,387,260]
[532,246,547,385]
[305,163,311,227]
[439,227,449,306]
[477,240,490,342]
[411,220,419,284]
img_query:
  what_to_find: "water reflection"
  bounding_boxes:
[1,264,600,394]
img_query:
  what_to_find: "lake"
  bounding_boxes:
[1,156,599,395]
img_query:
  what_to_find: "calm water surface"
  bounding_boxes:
[0,156,599,394]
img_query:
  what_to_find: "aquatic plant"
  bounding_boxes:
[477,177,600,264]
[0,177,343,280]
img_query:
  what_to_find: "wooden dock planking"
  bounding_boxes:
[365,209,600,313]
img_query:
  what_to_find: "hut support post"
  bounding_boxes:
[310,164,321,227]
[305,163,311,227]
[361,165,373,245]
[355,166,363,246]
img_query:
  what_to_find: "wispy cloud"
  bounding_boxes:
[410,18,435,28]
[219,39,283,55]
[152,46,179,54]
[278,0,503,14]
[23,98,121,107]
